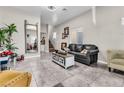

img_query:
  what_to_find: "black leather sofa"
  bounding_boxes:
[67,44,99,65]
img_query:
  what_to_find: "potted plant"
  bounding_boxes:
[0,28,7,48]
[0,24,17,49]
[5,24,18,61]
[0,24,18,69]
[0,24,18,60]
[5,24,17,44]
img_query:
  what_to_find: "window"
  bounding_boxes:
[77,31,83,44]
[53,32,57,39]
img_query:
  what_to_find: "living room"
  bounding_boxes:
[1,5,124,88]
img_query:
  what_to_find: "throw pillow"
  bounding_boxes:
[81,49,88,55]
[69,44,76,51]
[85,46,91,50]
[76,45,83,52]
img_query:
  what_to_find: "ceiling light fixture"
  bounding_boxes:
[47,6,57,11]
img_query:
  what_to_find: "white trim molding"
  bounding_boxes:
[25,54,40,59]
[98,60,107,64]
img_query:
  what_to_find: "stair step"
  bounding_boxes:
[49,40,55,52]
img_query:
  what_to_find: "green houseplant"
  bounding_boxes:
[5,24,18,52]
[0,24,18,69]
[0,28,7,47]
[0,24,18,58]
[5,24,18,58]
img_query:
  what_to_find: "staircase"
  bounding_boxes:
[49,40,55,52]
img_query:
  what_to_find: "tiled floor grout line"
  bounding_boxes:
[30,65,38,87]
[11,53,124,87]
[57,64,92,86]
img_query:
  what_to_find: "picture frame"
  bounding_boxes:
[61,42,67,50]
[62,33,65,39]
[64,27,69,35]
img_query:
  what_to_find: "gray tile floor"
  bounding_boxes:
[11,53,124,87]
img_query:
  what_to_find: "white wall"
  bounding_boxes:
[40,24,55,52]
[0,7,41,56]
[55,6,124,62]
[48,25,55,48]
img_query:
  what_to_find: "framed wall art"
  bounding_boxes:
[61,42,67,50]
[64,27,69,35]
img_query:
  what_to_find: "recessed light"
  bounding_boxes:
[47,6,57,11]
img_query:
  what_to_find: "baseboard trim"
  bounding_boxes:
[98,60,107,64]
[25,55,40,59]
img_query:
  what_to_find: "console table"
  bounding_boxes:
[52,52,75,69]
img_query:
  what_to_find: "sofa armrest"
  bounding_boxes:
[88,50,99,55]
[0,70,32,87]
[107,50,124,65]
[107,50,124,59]
[27,72,32,86]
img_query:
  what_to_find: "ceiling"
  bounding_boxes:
[4,6,91,26]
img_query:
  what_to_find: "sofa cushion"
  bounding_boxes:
[83,44,98,50]
[75,44,83,52]
[68,51,86,56]
[68,44,76,51]
[113,53,124,59]
[111,59,124,66]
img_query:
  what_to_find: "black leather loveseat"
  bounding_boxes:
[67,44,99,65]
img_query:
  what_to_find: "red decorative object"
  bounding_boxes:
[16,55,24,61]
[0,50,14,57]
[21,55,24,60]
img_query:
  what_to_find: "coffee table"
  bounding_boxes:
[52,52,75,69]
